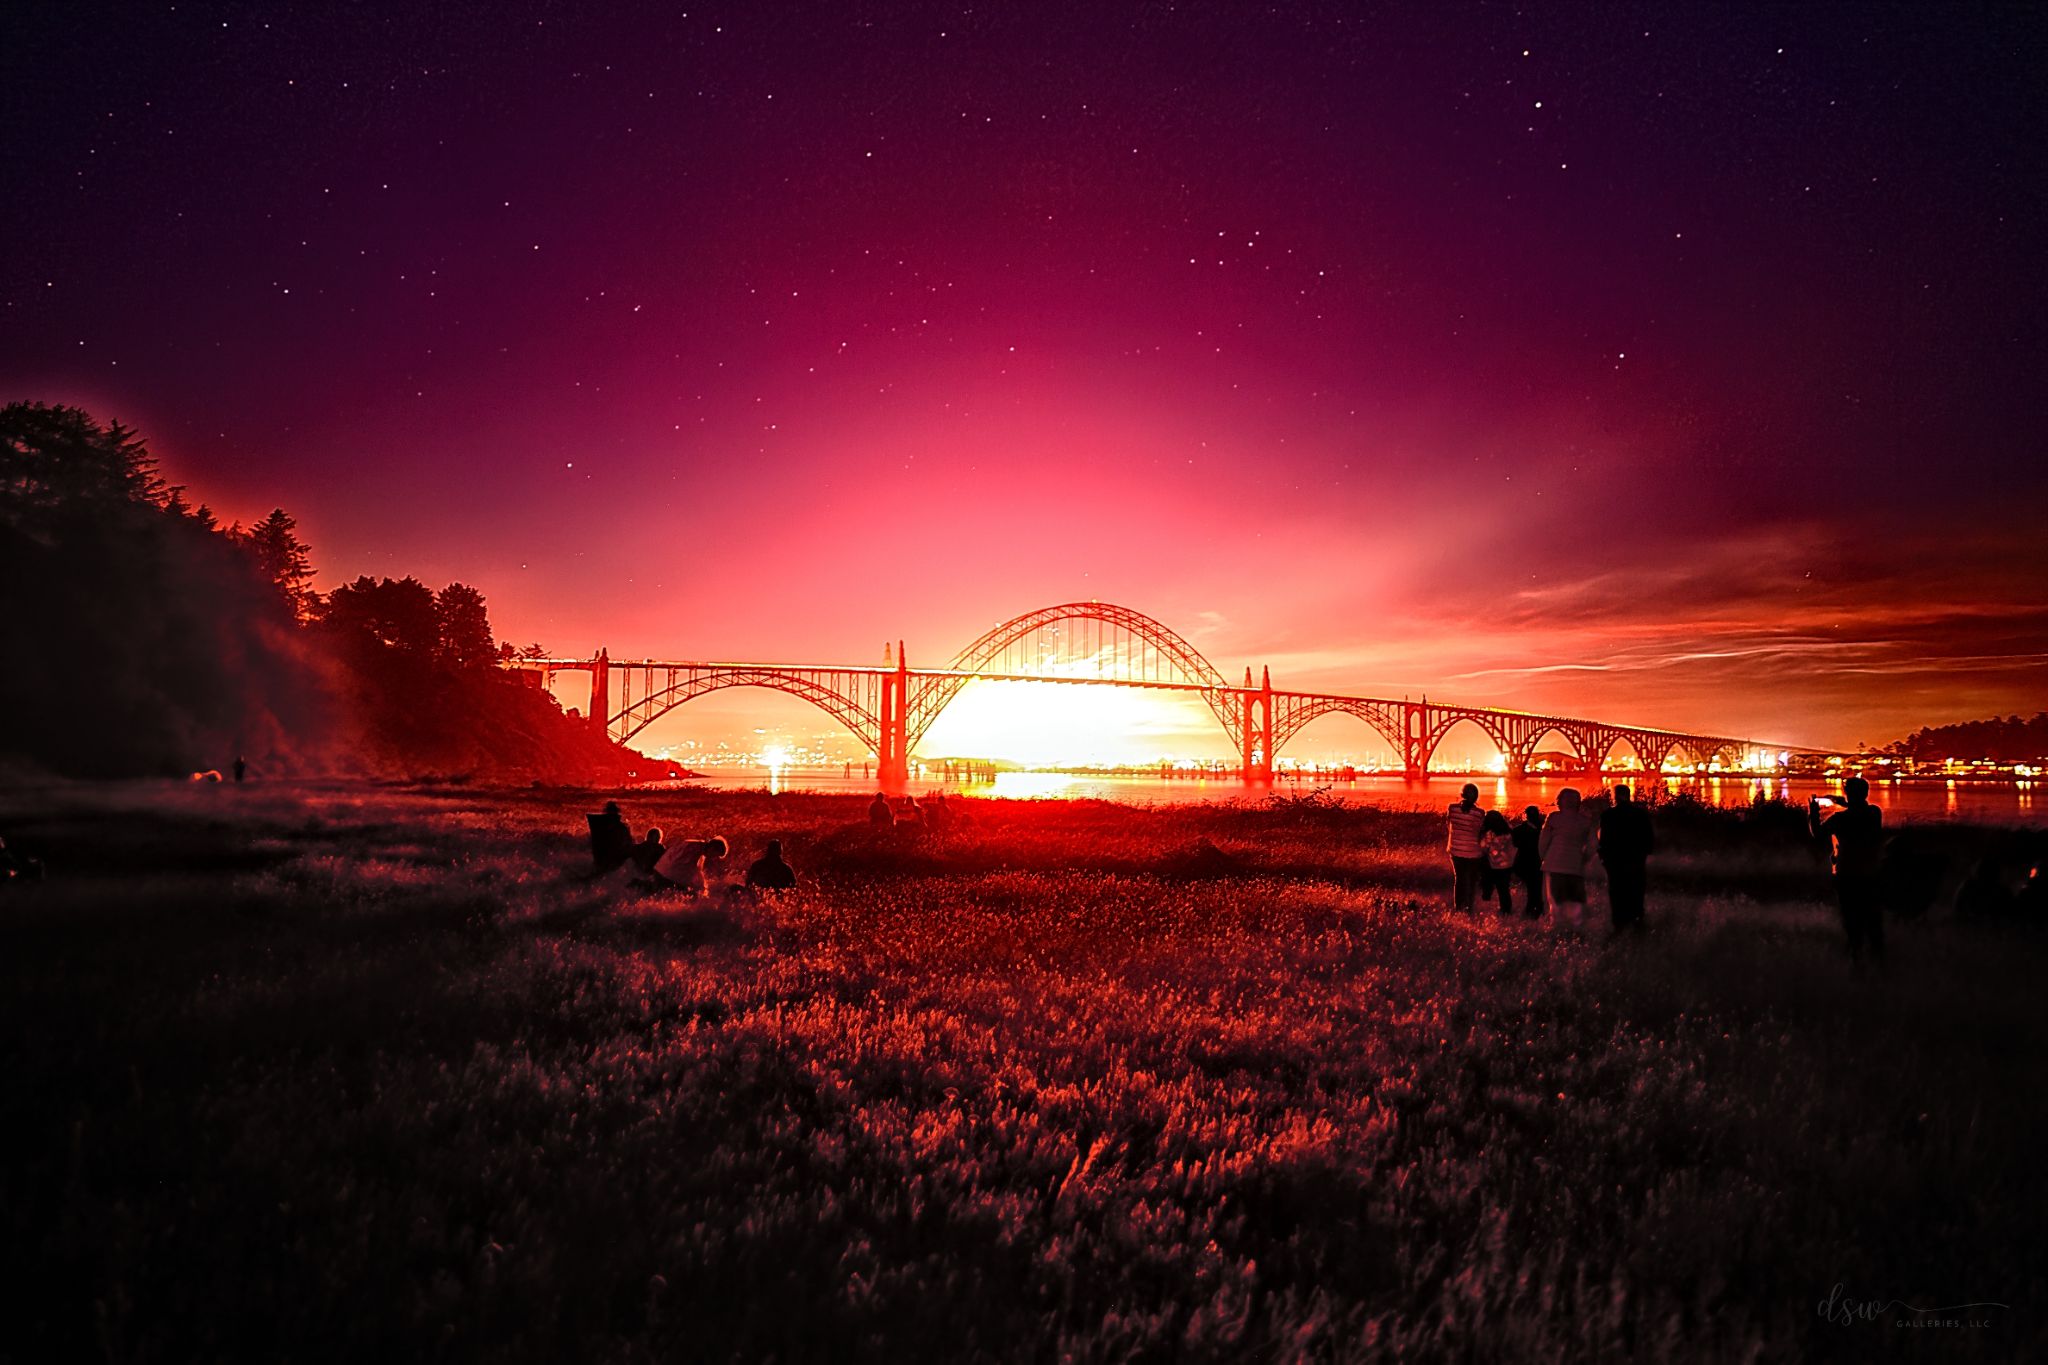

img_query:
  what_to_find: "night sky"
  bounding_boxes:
[6,1,2044,759]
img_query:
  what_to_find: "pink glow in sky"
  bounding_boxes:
[7,4,2044,759]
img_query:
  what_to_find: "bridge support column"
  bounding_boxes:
[877,641,910,791]
[1238,667,1275,784]
[588,649,610,741]
[1402,701,1427,779]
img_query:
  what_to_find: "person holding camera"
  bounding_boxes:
[1809,777,1886,967]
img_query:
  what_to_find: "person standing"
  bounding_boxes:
[1538,788,1597,929]
[1445,783,1487,912]
[1480,809,1517,914]
[1598,785,1656,932]
[1809,778,1886,967]
[1511,805,1546,919]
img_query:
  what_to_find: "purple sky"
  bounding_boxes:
[6,2,2044,760]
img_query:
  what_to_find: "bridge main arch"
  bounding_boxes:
[905,602,1241,750]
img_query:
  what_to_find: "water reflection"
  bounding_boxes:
[685,767,2045,825]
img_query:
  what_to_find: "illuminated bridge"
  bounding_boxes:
[507,601,1839,787]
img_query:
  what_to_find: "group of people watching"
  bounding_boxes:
[869,791,954,831]
[1447,775,2015,968]
[587,801,797,897]
[1446,782,1655,931]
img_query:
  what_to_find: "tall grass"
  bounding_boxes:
[1,782,2040,1362]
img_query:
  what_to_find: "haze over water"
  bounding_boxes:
[685,767,2045,826]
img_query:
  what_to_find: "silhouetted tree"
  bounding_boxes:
[322,576,440,659]
[238,508,317,620]
[0,401,322,775]
[3,400,652,780]
[0,402,165,529]
[1890,713,2048,762]
[435,583,496,671]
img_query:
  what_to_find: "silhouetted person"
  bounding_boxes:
[1809,778,1885,967]
[746,839,798,891]
[1539,788,1597,929]
[897,796,925,828]
[2016,863,2048,921]
[1955,856,2012,919]
[1598,784,1656,932]
[1445,783,1486,912]
[1480,809,1516,914]
[925,791,951,833]
[588,800,633,873]
[868,792,894,828]
[1511,806,1546,919]
[0,835,44,886]
[653,835,728,896]
[627,826,665,876]
[232,755,246,783]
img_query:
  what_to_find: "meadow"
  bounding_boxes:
[1,781,2041,1363]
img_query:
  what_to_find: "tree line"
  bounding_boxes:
[1887,713,2048,764]
[0,402,643,780]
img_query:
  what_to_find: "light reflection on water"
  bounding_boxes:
[678,768,2045,825]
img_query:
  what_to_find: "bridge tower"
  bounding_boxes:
[1239,666,1275,784]
[588,648,610,740]
[1401,699,1427,779]
[877,640,911,791]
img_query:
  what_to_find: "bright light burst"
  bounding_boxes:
[919,680,1226,767]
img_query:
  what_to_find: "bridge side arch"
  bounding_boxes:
[1506,722,1595,773]
[1269,697,1407,760]
[612,669,883,751]
[1417,711,1516,772]
[906,601,1239,748]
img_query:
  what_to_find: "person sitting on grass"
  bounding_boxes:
[1955,855,2012,919]
[626,826,665,876]
[746,839,798,891]
[651,835,728,897]
[868,792,894,828]
[588,800,633,873]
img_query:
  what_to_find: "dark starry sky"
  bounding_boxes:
[4,1,2044,751]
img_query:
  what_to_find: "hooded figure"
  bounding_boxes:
[1538,788,1598,928]
[746,838,798,890]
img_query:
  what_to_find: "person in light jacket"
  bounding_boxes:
[1444,783,1487,912]
[1538,788,1598,929]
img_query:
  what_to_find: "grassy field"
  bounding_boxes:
[1,782,2042,1363]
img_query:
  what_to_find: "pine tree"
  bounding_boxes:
[435,582,496,671]
[240,508,317,620]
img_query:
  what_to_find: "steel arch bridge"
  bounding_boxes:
[507,601,1837,786]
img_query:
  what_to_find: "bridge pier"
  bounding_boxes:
[588,649,610,740]
[877,641,911,792]
[1239,667,1275,783]
[1401,701,1427,779]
